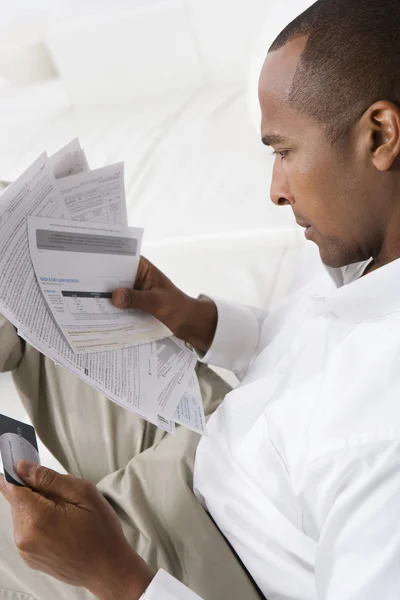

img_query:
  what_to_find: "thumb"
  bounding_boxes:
[16,461,78,502]
[112,287,154,312]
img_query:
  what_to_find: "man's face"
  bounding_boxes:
[259,36,382,268]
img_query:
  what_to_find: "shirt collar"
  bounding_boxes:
[321,258,400,323]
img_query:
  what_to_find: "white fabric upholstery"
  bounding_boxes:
[46,1,203,109]
[44,0,272,107]
[0,15,57,85]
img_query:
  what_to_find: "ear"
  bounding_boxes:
[364,101,400,171]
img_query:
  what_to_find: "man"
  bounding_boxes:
[1,0,400,598]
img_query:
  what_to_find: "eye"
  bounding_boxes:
[272,150,289,161]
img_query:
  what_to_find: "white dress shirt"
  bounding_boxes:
[143,253,400,600]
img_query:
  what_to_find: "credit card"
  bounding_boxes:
[0,414,40,486]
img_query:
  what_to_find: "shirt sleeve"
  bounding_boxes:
[303,442,400,600]
[0,312,24,372]
[142,570,204,600]
[199,296,267,380]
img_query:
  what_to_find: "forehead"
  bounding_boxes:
[259,36,309,138]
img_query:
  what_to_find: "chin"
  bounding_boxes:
[317,245,352,269]
[316,231,369,269]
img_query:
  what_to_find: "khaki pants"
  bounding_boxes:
[0,316,261,600]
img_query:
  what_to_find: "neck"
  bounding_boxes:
[368,206,400,273]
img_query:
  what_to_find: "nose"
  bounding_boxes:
[270,161,294,207]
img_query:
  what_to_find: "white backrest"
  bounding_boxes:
[184,0,271,87]
[45,0,282,107]
[45,0,204,108]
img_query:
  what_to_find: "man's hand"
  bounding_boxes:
[0,462,153,600]
[112,257,218,353]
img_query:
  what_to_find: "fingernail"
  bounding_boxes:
[114,289,127,306]
[0,474,6,490]
[17,460,38,478]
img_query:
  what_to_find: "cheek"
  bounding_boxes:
[288,154,346,231]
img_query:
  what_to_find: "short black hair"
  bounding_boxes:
[269,0,400,142]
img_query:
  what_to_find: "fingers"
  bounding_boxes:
[1,462,97,508]
[16,461,93,504]
[112,287,154,312]
[0,472,38,508]
[112,287,135,308]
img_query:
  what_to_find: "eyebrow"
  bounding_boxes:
[261,134,289,146]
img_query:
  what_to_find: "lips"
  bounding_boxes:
[295,220,311,229]
[295,219,314,239]
[304,225,314,240]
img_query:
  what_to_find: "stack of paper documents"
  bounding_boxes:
[0,140,206,435]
